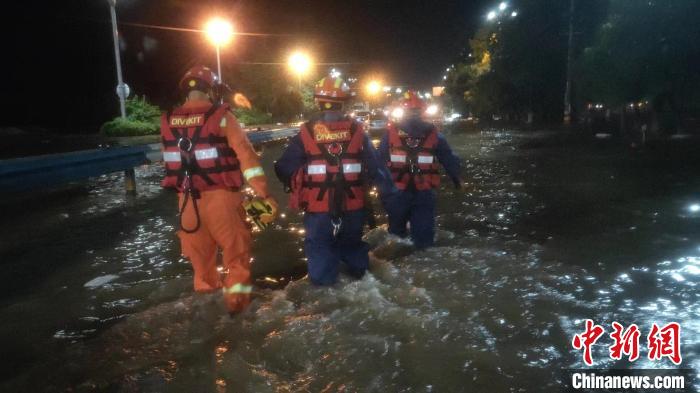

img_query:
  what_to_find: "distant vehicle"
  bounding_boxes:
[352,110,371,131]
[444,113,462,123]
[351,101,369,112]
[370,112,388,130]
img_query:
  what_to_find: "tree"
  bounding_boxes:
[576,0,700,121]
[446,0,607,123]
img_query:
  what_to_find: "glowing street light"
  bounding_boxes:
[511,11,518,17]
[366,80,381,96]
[204,17,234,82]
[288,51,312,76]
[288,51,312,90]
[205,18,234,46]
[487,10,497,21]
[499,2,508,11]
[287,51,312,119]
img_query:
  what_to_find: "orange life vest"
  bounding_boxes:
[298,119,366,214]
[161,103,243,192]
[387,123,440,191]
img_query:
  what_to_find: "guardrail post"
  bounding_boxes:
[124,168,137,195]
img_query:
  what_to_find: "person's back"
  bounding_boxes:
[274,75,397,285]
[161,66,277,315]
[379,91,462,249]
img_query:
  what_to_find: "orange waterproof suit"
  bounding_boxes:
[163,99,271,312]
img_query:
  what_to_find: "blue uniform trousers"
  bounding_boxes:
[303,210,369,285]
[387,189,436,249]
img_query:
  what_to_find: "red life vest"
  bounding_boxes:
[387,123,440,191]
[160,103,243,192]
[298,119,366,214]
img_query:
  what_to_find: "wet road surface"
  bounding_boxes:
[0,127,698,392]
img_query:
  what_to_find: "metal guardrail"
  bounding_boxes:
[0,127,299,193]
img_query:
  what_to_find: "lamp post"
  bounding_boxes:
[288,51,312,120]
[107,0,136,194]
[204,18,234,82]
[563,0,575,125]
[107,0,127,119]
[366,80,382,109]
[288,51,312,90]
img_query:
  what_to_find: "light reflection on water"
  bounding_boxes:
[1,129,699,390]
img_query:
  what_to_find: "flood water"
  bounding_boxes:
[1,126,699,392]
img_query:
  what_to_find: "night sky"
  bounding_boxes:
[4,0,489,132]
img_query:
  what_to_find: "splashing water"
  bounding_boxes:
[1,129,699,391]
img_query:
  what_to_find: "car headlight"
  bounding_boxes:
[391,107,404,119]
[425,104,439,116]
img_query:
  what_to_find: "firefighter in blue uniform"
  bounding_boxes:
[274,75,396,285]
[378,91,462,249]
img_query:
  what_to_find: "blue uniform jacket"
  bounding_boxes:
[377,118,462,186]
[274,111,397,198]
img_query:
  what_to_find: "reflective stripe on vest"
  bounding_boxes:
[417,155,434,164]
[163,151,181,162]
[342,163,362,174]
[194,147,218,160]
[390,154,406,163]
[307,164,327,175]
[162,149,219,162]
[223,283,253,295]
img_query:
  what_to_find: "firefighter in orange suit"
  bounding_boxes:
[161,65,277,314]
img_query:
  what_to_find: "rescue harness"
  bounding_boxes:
[387,125,440,191]
[161,103,243,233]
[297,119,367,236]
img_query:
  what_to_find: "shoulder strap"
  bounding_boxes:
[299,120,322,155]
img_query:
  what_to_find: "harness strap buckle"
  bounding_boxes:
[177,137,194,152]
[331,217,343,237]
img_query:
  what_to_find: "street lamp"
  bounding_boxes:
[288,51,312,89]
[366,80,381,96]
[107,0,135,194]
[499,2,508,11]
[204,17,234,82]
[288,51,312,121]
[107,0,127,119]
[487,10,497,21]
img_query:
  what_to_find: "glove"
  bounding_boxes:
[259,197,278,225]
[243,197,278,230]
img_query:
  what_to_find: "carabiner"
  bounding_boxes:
[331,217,343,238]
